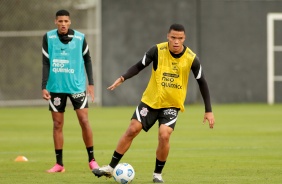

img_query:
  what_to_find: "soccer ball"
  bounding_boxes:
[113,163,135,184]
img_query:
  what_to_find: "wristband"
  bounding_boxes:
[120,76,124,82]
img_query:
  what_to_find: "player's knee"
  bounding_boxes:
[158,132,171,143]
[158,125,173,141]
[53,120,63,130]
[79,119,91,130]
[126,122,142,138]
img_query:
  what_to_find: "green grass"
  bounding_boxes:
[0,104,281,183]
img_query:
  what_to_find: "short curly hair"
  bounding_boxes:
[56,10,70,17]
[168,24,185,33]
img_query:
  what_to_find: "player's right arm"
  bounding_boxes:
[42,34,51,100]
[107,46,157,90]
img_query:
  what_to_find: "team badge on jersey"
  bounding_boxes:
[53,97,61,106]
[140,107,149,117]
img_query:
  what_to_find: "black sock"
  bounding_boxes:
[109,151,123,168]
[86,146,94,162]
[154,158,166,174]
[55,149,63,166]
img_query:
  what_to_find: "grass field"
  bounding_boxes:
[0,104,281,184]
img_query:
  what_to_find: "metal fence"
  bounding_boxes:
[0,0,101,106]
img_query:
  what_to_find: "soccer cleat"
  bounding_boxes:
[46,163,65,173]
[92,165,113,178]
[89,159,100,170]
[153,173,164,183]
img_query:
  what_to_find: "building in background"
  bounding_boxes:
[0,0,281,107]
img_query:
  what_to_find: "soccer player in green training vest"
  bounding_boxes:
[41,9,99,173]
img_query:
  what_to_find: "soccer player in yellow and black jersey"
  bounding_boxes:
[92,24,215,183]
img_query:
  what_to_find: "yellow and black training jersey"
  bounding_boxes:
[121,42,212,112]
[141,42,195,111]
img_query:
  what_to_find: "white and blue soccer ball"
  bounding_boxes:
[113,163,135,184]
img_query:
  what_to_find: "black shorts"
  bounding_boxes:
[132,102,179,132]
[49,91,88,112]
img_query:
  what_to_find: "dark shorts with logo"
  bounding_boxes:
[49,91,88,112]
[132,101,180,132]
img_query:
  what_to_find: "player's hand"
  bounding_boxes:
[203,112,215,129]
[87,85,95,102]
[42,89,51,101]
[107,76,124,91]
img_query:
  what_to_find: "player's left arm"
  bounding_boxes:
[83,38,95,102]
[191,56,215,128]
